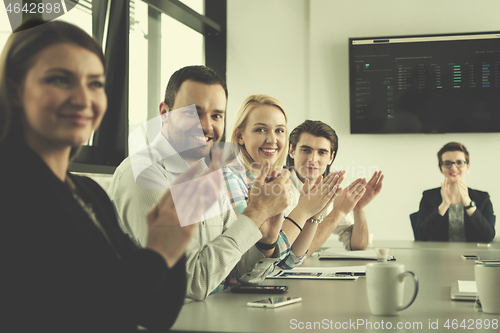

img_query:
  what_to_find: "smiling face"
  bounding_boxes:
[17,43,106,155]
[440,151,470,182]
[161,80,226,164]
[289,132,334,183]
[237,105,287,172]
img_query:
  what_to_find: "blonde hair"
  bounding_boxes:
[229,94,288,173]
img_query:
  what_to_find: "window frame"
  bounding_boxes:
[69,0,227,174]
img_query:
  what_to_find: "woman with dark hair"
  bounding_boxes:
[416,142,495,242]
[0,19,211,332]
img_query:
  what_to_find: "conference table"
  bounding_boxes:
[171,241,500,332]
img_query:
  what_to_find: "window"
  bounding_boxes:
[128,1,205,135]
[179,0,204,15]
[0,3,10,51]
[54,0,92,35]
[160,13,205,106]
[0,0,226,173]
[0,1,93,58]
[129,0,149,134]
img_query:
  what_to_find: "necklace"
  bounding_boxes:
[66,176,121,259]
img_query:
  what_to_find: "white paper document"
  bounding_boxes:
[266,265,366,280]
[318,249,395,260]
[450,280,477,301]
[458,280,477,293]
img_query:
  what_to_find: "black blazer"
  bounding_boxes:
[0,143,186,332]
[417,187,495,242]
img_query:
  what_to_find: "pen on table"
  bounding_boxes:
[335,272,365,277]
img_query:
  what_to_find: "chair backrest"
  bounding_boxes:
[409,212,420,241]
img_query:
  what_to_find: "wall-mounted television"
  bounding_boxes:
[349,32,500,134]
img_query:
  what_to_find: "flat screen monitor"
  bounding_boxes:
[349,32,500,134]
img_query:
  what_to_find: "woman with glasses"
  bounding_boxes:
[416,142,495,242]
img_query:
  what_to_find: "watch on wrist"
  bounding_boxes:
[255,240,278,251]
[465,201,476,210]
[308,214,324,224]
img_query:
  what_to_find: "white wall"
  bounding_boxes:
[227,0,309,130]
[228,0,500,241]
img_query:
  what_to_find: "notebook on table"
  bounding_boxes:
[318,249,395,261]
[450,280,477,301]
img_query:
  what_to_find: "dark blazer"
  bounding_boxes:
[0,143,186,332]
[417,187,495,242]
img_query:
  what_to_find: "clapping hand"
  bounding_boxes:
[297,171,344,218]
[259,211,285,245]
[456,180,471,207]
[245,161,291,242]
[146,162,222,268]
[440,176,454,207]
[355,171,384,210]
[332,178,367,217]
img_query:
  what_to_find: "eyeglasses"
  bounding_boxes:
[440,160,468,169]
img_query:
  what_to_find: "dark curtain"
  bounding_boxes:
[92,0,108,45]
[87,0,130,166]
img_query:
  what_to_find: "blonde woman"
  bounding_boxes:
[224,95,341,268]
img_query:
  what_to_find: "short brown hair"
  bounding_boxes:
[286,120,338,174]
[163,65,227,109]
[437,142,469,170]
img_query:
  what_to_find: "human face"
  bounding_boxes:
[237,105,286,171]
[289,132,334,183]
[440,151,470,182]
[17,43,106,155]
[161,80,226,164]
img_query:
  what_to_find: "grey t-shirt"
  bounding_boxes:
[448,203,466,241]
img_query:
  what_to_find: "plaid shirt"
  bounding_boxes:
[223,162,306,270]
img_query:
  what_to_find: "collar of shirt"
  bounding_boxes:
[225,154,254,193]
[130,131,209,187]
[245,170,255,191]
[290,168,304,191]
[151,132,209,175]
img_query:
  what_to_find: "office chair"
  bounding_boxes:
[409,212,421,241]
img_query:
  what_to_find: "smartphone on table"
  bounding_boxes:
[247,296,302,308]
[475,259,500,264]
[231,285,288,294]
[462,255,479,260]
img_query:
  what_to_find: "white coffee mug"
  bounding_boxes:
[366,262,419,316]
[475,264,500,314]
